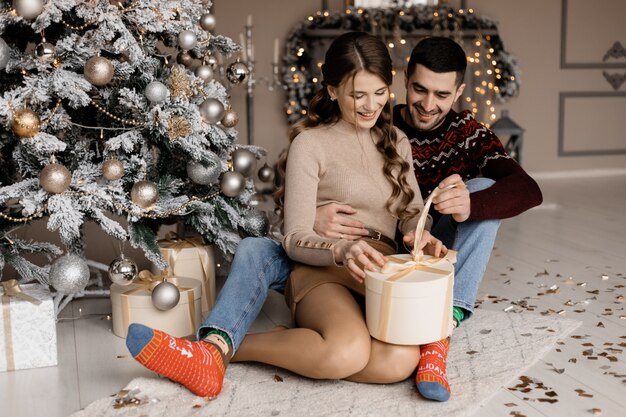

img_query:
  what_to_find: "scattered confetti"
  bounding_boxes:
[597,322,605,328]
[504,403,518,407]
[589,408,602,416]
[480,329,492,335]
[535,269,549,277]
[192,404,203,409]
[273,374,284,382]
[467,350,479,355]
[116,355,128,359]
[575,388,593,398]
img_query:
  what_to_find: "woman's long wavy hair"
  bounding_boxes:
[274,31,417,220]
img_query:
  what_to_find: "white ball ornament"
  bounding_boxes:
[220,171,245,197]
[178,30,198,51]
[151,280,180,310]
[199,13,216,31]
[199,98,225,124]
[13,0,43,20]
[258,163,275,183]
[194,64,214,83]
[231,148,256,177]
[145,81,168,104]
[49,254,90,294]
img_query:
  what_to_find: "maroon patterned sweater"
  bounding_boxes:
[393,105,543,223]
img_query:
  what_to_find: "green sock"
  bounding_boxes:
[452,306,465,327]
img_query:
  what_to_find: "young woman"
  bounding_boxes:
[232,31,445,383]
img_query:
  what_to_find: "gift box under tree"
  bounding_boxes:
[0,280,57,372]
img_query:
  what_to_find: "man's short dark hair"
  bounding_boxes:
[407,37,467,86]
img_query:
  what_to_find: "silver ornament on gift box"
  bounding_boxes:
[151,280,180,311]
[199,13,216,31]
[13,0,43,20]
[102,159,125,181]
[145,80,168,104]
[221,108,239,128]
[35,42,56,62]
[131,180,159,208]
[220,171,245,197]
[226,61,249,84]
[49,254,90,294]
[108,255,138,286]
[176,51,193,67]
[231,148,256,177]
[199,98,224,124]
[0,38,9,70]
[194,64,214,83]
[187,160,220,185]
[258,163,275,183]
[84,55,114,86]
[178,30,198,51]
[40,162,71,194]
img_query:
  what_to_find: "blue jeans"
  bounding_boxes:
[430,178,500,317]
[197,237,292,352]
[198,178,500,350]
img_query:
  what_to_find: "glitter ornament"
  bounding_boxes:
[84,55,114,86]
[220,171,245,197]
[131,180,159,208]
[11,108,41,138]
[176,51,193,67]
[108,255,138,286]
[102,159,125,181]
[13,0,43,20]
[220,108,239,128]
[49,254,90,294]
[35,42,56,62]
[40,162,71,194]
[244,210,269,236]
[0,38,9,70]
[199,98,224,124]
[187,160,220,185]
[145,80,168,104]
[199,13,216,31]
[226,60,249,84]
[258,163,275,183]
[194,64,214,83]
[231,148,256,177]
[151,280,180,310]
[178,30,198,51]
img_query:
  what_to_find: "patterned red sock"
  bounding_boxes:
[415,338,451,401]
[126,323,225,398]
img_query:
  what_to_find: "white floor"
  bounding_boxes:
[1,175,625,417]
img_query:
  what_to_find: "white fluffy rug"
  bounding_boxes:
[71,309,580,417]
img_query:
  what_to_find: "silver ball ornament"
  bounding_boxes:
[102,159,125,181]
[84,55,114,87]
[151,280,180,311]
[226,61,249,84]
[199,13,216,31]
[231,148,256,177]
[131,180,159,208]
[205,55,218,70]
[145,81,168,104]
[194,64,214,83]
[13,0,43,20]
[199,98,225,124]
[244,210,269,236]
[49,254,90,294]
[220,171,245,197]
[187,160,221,185]
[258,163,275,183]
[108,255,138,286]
[0,38,9,70]
[176,51,193,67]
[221,109,239,128]
[35,42,56,62]
[40,163,71,194]
[178,30,198,51]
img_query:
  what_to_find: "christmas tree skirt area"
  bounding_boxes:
[70,309,580,417]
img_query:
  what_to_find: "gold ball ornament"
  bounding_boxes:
[131,180,159,208]
[221,108,239,128]
[231,148,256,177]
[199,98,225,124]
[11,108,41,138]
[194,64,214,83]
[258,163,276,183]
[199,13,216,31]
[13,0,43,20]
[84,55,114,87]
[40,163,72,194]
[176,51,193,67]
[102,159,125,181]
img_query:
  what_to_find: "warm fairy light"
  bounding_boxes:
[312,77,318,83]
[459,9,464,14]
[474,52,480,57]
[357,9,364,14]
[346,9,351,14]
[308,16,313,21]
[317,62,323,68]
[494,86,500,92]
[400,39,406,45]
[388,42,395,48]
[287,109,293,114]
[490,106,495,112]
[391,69,396,76]
[487,69,493,75]
[290,66,296,72]
[510,76,516,81]
[481,81,487,86]
[466,97,471,102]
[475,40,481,46]
[390,92,395,99]
[468,57,475,63]
[492,60,497,65]
[469,8,474,13]
[448,13,453,18]
[323,11,329,16]
[471,102,477,107]
[290,100,296,106]
[433,12,439,17]
[490,114,497,120]
[496,74,501,79]
[486,100,492,105]
[406,56,410,62]
[399,10,405,16]
[475,87,481,92]
[489,48,494,53]
[474,70,481,76]
[472,108,478,113]
[301,109,307,114]
[488,82,494,88]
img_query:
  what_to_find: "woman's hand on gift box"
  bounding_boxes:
[403,230,447,258]
[334,240,386,283]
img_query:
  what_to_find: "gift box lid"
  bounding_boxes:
[110,276,201,309]
[365,254,454,299]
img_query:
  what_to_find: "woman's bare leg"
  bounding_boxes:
[346,339,420,383]
[233,283,372,379]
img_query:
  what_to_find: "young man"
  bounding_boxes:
[125,37,542,401]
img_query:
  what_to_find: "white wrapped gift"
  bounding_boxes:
[0,280,57,372]
[365,252,455,345]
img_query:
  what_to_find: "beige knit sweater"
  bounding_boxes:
[282,118,427,266]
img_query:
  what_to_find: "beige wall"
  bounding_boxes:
[217,0,626,176]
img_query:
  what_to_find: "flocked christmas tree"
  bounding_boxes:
[0,0,267,306]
